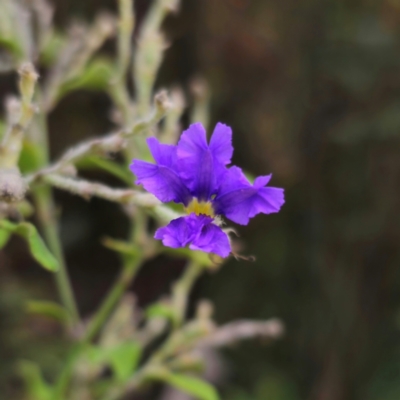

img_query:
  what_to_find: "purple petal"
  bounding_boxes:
[154,216,198,248]
[209,123,233,166]
[154,214,231,258]
[147,137,177,168]
[190,222,231,258]
[176,123,216,199]
[176,122,234,200]
[214,167,285,225]
[130,160,191,204]
[131,137,191,204]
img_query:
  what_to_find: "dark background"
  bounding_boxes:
[2,0,400,399]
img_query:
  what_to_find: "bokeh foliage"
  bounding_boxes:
[1,0,400,399]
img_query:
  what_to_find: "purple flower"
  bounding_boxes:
[130,122,284,258]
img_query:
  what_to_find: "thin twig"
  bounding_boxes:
[25,91,171,185]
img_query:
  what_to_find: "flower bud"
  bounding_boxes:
[154,90,172,114]
[18,62,39,105]
[0,168,27,203]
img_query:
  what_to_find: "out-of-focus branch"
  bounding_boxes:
[0,63,38,169]
[25,91,171,185]
[133,0,180,116]
[43,174,155,205]
[190,77,210,129]
[197,318,285,349]
[41,174,181,224]
[42,13,116,112]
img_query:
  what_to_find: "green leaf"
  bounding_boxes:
[26,300,71,323]
[40,31,66,66]
[0,220,59,272]
[157,373,220,400]
[77,156,133,185]
[145,302,177,322]
[108,342,142,382]
[101,237,141,257]
[18,361,53,400]
[0,119,6,141]
[0,37,23,59]
[86,342,142,382]
[58,58,114,98]
[0,228,11,248]
[19,140,43,173]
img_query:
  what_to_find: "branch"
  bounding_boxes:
[25,91,171,185]
[41,174,181,224]
[196,318,285,349]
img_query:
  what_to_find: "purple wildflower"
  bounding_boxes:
[130,122,284,258]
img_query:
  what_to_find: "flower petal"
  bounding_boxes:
[154,216,199,248]
[130,137,191,204]
[130,161,190,204]
[209,122,233,166]
[147,137,177,168]
[190,222,231,258]
[177,122,234,200]
[214,166,285,225]
[176,123,216,200]
[154,214,231,258]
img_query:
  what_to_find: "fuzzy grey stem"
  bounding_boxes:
[197,318,285,349]
[25,91,171,185]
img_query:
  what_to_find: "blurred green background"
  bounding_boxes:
[2,0,400,399]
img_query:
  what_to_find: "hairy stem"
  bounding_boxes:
[32,111,80,327]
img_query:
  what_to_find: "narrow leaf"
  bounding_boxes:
[146,303,177,323]
[26,300,71,323]
[58,58,114,97]
[19,361,53,400]
[0,228,11,248]
[157,372,220,400]
[109,342,142,382]
[77,156,133,185]
[0,220,59,272]
[102,237,141,257]
[86,341,142,382]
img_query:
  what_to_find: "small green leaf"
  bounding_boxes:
[86,342,142,382]
[109,342,142,382]
[58,58,114,98]
[19,140,43,173]
[18,360,53,400]
[0,119,6,141]
[156,372,220,400]
[146,302,177,322]
[77,156,133,185]
[0,37,23,59]
[26,300,71,323]
[0,228,11,248]
[40,31,66,66]
[102,237,141,257]
[0,220,59,272]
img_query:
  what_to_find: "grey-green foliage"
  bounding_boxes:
[0,1,282,400]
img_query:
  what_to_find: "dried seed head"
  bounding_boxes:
[0,168,27,203]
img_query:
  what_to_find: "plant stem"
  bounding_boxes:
[83,253,142,342]
[33,188,80,328]
[53,252,143,398]
[32,104,80,327]
[101,261,205,400]
[172,261,203,326]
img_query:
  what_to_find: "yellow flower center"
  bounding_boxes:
[185,198,215,217]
